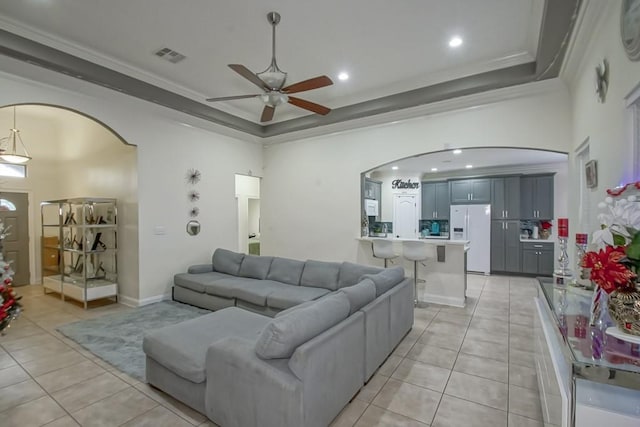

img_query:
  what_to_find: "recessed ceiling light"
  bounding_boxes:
[465,164,473,169]
[449,36,463,48]
[431,168,438,172]
[338,72,349,81]
[391,166,398,170]
[453,149,462,155]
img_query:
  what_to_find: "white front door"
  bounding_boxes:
[393,194,417,238]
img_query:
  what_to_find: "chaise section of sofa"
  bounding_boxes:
[152,249,414,426]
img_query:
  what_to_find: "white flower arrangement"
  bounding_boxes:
[592,194,640,249]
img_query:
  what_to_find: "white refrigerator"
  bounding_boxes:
[450,204,491,274]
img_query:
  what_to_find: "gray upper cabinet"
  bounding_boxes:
[491,177,520,219]
[450,179,490,204]
[435,182,450,219]
[520,175,554,219]
[421,182,450,219]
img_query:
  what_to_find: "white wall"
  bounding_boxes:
[0,67,262,305]
[262,87,572,262]
[565,2,640,240]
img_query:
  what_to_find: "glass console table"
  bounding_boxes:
[535,278,640,426]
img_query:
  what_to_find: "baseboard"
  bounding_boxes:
[119,293,172,307]
[421,294,466,308]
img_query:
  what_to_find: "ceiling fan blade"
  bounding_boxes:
[260,105,276,122]
[288,96,331,115]
[205,94,260,102]
[228,64,268,90]
[282,76,333,94]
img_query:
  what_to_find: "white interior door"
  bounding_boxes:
[393,195,417,238]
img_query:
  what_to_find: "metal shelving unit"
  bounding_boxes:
[41,198,118,308]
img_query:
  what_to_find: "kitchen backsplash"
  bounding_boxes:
[369,222,393,235]
[419,219,449,236]
[520,219,554,240]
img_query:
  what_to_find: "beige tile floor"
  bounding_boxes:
[0,275,544,426]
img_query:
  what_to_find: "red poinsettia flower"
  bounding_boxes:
[582,246,637,293]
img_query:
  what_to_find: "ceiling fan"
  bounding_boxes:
[206,11,333,123]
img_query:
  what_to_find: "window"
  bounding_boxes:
[0,163,26,178]
[0,199,17,211]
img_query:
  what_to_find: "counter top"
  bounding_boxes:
[357,237,469,246]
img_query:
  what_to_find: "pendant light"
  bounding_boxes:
[0,106,32,164]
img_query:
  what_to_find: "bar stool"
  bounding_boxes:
[371,239,397,268]
[402,241,435,307]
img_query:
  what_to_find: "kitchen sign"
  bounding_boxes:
[391,179,420,189]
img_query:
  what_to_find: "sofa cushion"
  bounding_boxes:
[187,264,214,274]
[212,249,245,276]
[233,280,293,306]
[341,279,376,315]
[266,286,330,310]
[266,257,305,286]
[204,277,286,306]
[239,255,274,280]
[174,271,231,293]
[143,307,269,383]
[300,260,341,291]
[361,266,405,297]
[255,292,350,359]
[338,262,383,288]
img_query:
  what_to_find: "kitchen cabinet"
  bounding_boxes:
[491,220,520,272]
[450,179,490,204]
[521,241,554,276]
[421,182,450,219]
[520,175,554,219]
[491,177,520,219]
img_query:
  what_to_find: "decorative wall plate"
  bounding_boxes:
[621,0,640,61]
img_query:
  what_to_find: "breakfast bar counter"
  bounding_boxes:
[357,237,469,307]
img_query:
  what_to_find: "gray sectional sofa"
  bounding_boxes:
[143,249,413,427]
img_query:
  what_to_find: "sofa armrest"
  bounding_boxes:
[205,336,303,427]
[187,264,213,274]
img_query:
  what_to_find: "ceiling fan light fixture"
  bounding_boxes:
[260,91,289,107]
[257,70,287,90]
[0,107,32,164]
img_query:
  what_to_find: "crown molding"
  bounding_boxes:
[560,0,611,83]
[262,78,568,145]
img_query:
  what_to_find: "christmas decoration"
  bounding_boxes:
[0,220,22,334]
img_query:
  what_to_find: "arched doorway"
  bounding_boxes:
[0,104,137,307]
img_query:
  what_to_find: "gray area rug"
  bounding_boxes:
[57,301,210,381]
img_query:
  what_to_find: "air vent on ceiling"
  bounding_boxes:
[154,47,186,64]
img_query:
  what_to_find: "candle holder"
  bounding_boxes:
[573,233,593,289]
[553,218,572,288]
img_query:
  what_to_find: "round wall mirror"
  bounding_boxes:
[186,220,201,236]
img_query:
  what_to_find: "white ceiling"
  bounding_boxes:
[370,147,567,176]
[0,0,544,124]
